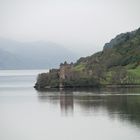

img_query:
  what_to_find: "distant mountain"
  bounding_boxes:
[0,39,78,69]
[0,48,22,69]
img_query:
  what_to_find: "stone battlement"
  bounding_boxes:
[59,61,74,80]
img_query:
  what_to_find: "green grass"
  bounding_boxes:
[127,66,140,84]
[128,66,140,77]
[125,63,138,69]
[104,71,113,84]
[73,63,85,71]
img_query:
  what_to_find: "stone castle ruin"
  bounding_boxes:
[59,61,74,80]
[59,61,74,88]
[35,61,75,89]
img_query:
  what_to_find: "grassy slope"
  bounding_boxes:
[128,66,140,76]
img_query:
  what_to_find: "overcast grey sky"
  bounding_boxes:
[1,0,140,55]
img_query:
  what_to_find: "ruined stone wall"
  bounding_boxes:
[59,63,74,80]
[59,62,74,87]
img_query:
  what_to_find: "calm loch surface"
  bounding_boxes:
[0,70,140,140]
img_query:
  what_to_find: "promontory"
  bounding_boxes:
[34,28,140,90]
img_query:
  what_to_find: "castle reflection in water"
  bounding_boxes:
[37,89,74,116]
[37,88,140,127]
[59,90,74,115]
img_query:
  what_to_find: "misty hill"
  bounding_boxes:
[0,48,22,69]
[35,27,140,89]
[0,39,78,69]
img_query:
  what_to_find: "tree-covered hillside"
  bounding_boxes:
[74,27,140,85]
[35,28,140,89]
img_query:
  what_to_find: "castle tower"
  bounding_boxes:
[59,61,73,88]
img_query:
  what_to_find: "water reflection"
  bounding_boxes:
[38,90,74,115]
[60,90,74,115]
[1,70,140,140]
[37,88,140,127]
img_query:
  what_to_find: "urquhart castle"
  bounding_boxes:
[34,61,84,89]
[34,60,100,90]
